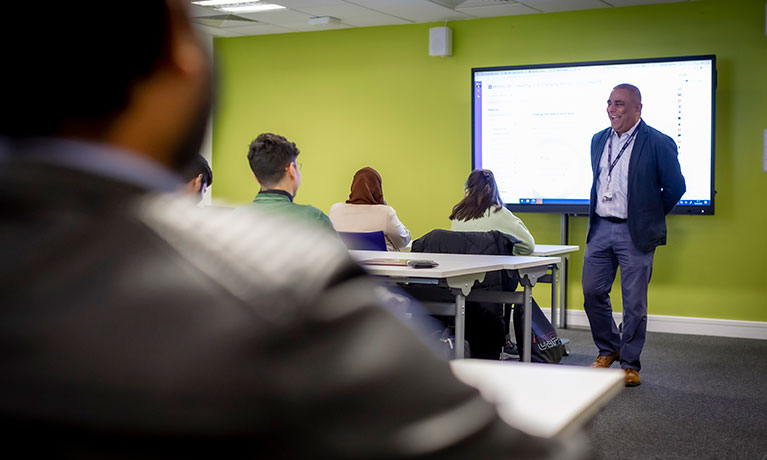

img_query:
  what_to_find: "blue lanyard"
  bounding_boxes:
[606,128,638,180]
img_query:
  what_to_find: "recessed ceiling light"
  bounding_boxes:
[219,3,285,13]
[191,1,286,13]
[192,0,254,6]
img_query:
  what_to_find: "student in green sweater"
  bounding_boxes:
[242,132,334,231]
[450,169,535,255]
[450,169,537,359]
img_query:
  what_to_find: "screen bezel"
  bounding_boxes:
[471,55,717,216]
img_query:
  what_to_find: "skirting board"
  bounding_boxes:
[546,310,767,340]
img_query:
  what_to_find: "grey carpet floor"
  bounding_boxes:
[556,327,767,460]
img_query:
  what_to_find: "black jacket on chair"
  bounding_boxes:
[412,229,520,292]
[411,229,520,359]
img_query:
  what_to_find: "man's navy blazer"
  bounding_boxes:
[587,119,686,252]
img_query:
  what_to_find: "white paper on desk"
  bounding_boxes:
[449,359,623,439]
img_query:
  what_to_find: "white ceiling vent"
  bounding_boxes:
[195,14,259,28]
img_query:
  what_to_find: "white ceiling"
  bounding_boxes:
[189,0,692,37]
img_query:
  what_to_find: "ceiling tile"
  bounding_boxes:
[289,2,414,23]
[265,21,354,32]
[194,15,260,28]
[603,0,687,6]
[270,0,348,6]
[518,0,610,13]
[342,15,413,27]
[345,0,470,22]
[234,9,313,24]
[187,0,690,36]
[458,3,541,17]
[188,5,225,17]
[194,24,246,37]
[450,0,523,6]
[222,23,297,35]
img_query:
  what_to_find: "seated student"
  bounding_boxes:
[449,169,536,359]
[329,167,411,251]
[182,154,213,202]
[241,133,334,231]
[450,169,535,255]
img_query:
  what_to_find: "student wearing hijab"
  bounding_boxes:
[329,167,411,251]
[450,169,535,255]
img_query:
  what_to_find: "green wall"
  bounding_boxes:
[212,0,767,322]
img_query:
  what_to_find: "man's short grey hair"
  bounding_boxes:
[613,83,642,103]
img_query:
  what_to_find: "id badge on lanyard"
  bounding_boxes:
[602,129,636,202]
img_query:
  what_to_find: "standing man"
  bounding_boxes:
[583,84,686,387]
[242,132,335,231]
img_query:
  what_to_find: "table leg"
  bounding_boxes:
[523,284,532,362]
[560,256,568,329]
[455,293,466,359]
[550,263,559,330]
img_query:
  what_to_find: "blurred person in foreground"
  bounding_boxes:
[0,1,583,458]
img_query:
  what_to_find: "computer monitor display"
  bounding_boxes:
[472,55,716,214]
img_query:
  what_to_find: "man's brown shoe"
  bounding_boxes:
[590,352,619,368]
[624,368,641,387]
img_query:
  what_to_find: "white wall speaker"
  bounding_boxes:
[429,26,452,57]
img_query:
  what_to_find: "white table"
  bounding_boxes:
[450,359,624,439]
[531,245,579,329]
[350,250,559,362]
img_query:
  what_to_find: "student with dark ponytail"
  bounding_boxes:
[450,169,535,255]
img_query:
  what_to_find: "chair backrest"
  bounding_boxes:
[338,231,387,251]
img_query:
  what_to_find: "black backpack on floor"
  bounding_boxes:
[513,298,565,364]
